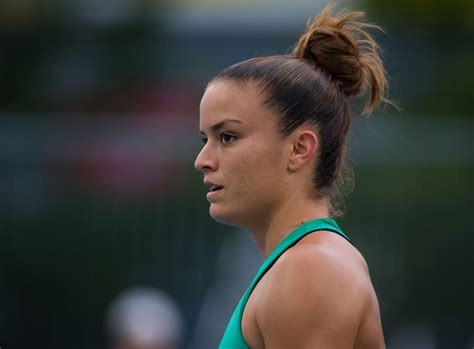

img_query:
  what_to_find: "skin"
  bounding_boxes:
[195,80,385,349]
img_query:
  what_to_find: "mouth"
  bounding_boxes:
[204,180,224,193]
[205,181,224,201]
[208,185,224,192]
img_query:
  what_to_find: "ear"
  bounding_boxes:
[287,129,319,172]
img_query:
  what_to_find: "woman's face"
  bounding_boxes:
[194,80,291,228]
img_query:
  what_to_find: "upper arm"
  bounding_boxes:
[256,246,371,349]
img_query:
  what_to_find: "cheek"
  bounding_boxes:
[232,142,287,195]
[211,141,287,225]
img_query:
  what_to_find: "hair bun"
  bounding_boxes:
[293,4,387,114]
[296,27,363,96]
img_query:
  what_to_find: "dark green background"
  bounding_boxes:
[0,1,472,348]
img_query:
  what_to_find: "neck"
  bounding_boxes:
[247,195,330,258]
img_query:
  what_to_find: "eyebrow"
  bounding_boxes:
[200,119,243,135]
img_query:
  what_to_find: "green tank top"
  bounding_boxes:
[218,217,351,349]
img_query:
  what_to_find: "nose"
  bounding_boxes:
[194,143,217,173]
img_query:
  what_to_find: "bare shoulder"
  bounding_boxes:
[262,230,372,310]
[256,231,377,348]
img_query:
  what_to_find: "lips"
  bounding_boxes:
[204,180,224,192]
[204,180,224,201]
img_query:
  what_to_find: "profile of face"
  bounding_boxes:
[195,80,293,229]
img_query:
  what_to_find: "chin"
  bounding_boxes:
[209,204,243,228]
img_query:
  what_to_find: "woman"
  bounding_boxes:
[195,4,387,349]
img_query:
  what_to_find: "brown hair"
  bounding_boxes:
[211,4,389,216]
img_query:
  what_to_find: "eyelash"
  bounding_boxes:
[220,133,236,144]
[200,133,237,145]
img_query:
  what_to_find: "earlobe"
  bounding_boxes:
[287,130,318,172]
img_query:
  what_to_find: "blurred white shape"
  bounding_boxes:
[106,286,183,347]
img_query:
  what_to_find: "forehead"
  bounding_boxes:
[199,80,277,132]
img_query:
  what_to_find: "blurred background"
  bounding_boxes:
[0,0,472,348]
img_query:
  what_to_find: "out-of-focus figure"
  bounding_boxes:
[106,286,183,349]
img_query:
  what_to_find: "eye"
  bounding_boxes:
[220,133,236,144]
[201,136,208,144]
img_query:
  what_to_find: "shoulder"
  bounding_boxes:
[256,232,372,348]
